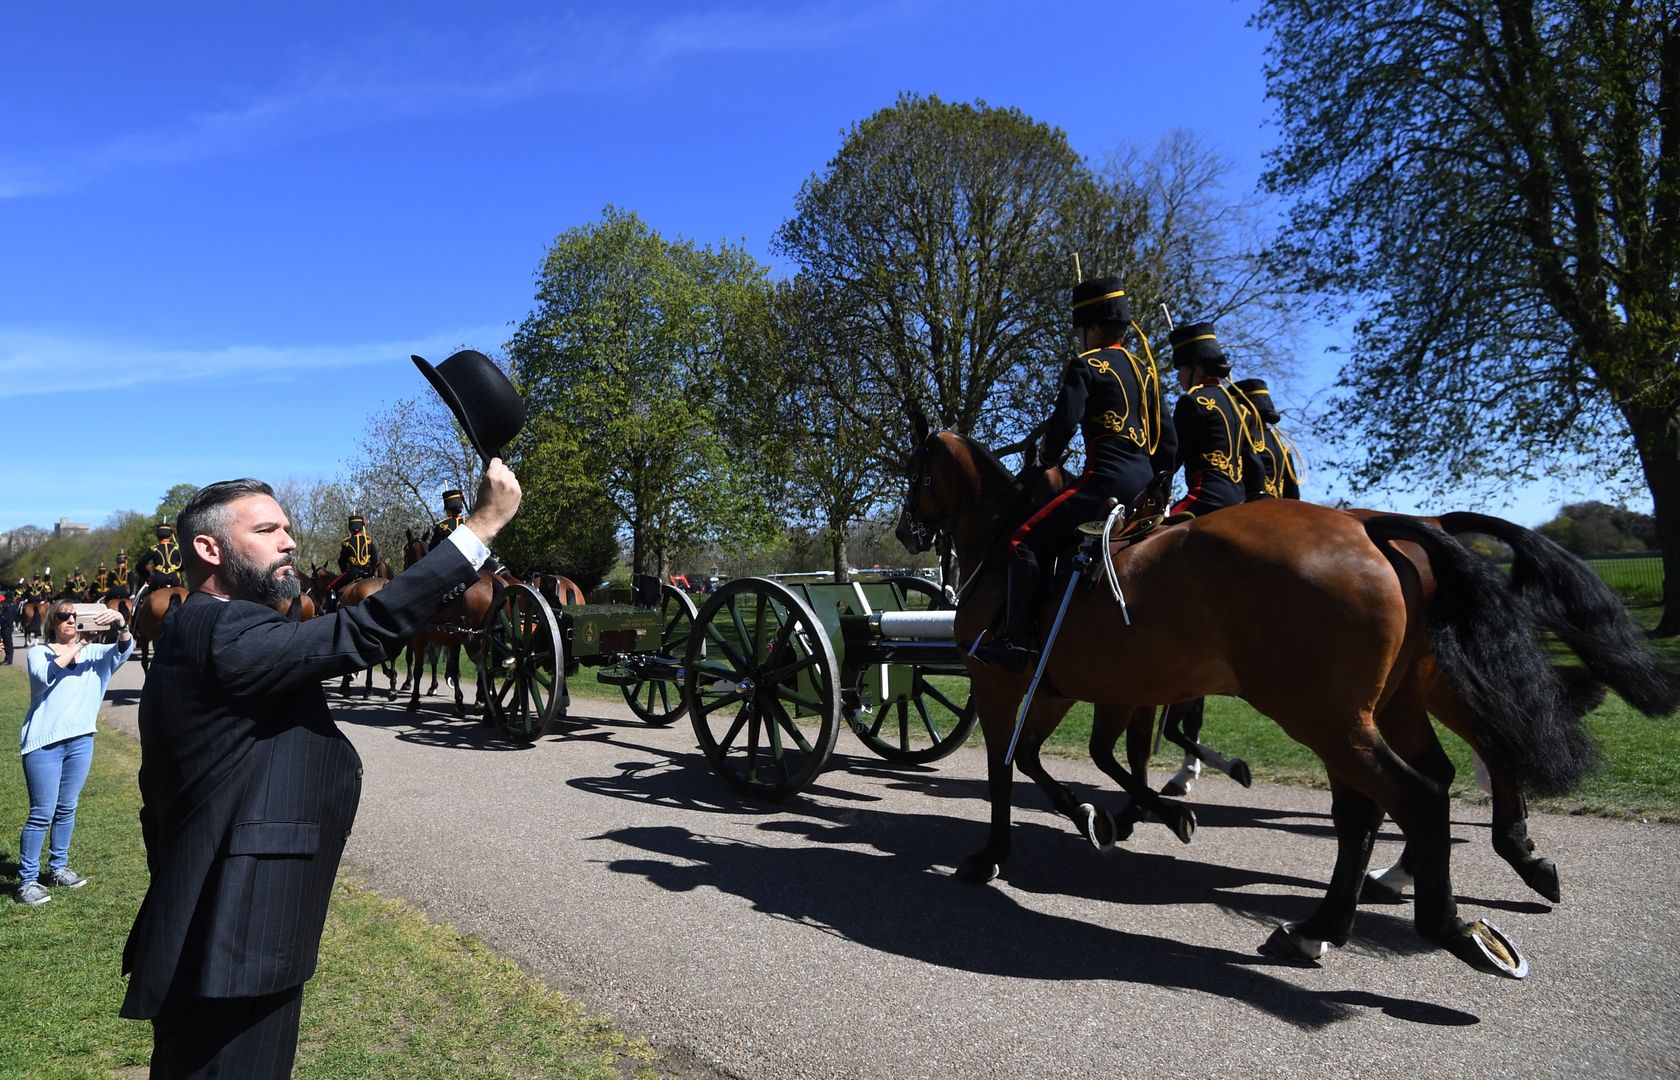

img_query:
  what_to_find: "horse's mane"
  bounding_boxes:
[946,430,1024,497]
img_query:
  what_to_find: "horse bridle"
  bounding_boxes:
[902,439,960,554]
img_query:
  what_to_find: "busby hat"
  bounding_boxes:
[411,350,526,468]
[1071,276,1133,329]
[348,514,366,529]
[442,489,465,505]
[1169,322,1228,372]
[156,522,173,537]
[1234,378,1281,424]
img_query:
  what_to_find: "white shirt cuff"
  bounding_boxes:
[447,524,491,571]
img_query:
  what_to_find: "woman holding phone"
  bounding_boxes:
[15,598,133,905]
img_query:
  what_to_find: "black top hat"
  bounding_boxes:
[156,523,173,537]
[1072,276,1133,328]
[442,489,465,504]
[1169,322,1228,372]
[348,515,366,528]
[412,350,526,468]
[1234,378,1281,424]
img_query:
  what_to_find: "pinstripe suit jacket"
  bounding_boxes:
[120,543,477,1018]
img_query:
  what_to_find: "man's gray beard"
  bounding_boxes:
[225,551,301,605]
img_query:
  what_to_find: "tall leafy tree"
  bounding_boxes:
[507,207,776,578]
[775,93,1101,462]
[1258,0,1680,630]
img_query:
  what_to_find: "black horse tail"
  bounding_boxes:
[1439,511,1680,718]
[1365,515,1598,797]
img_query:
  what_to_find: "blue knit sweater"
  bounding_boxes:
[21,638,134,756]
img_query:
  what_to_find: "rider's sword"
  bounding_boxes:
[1003,542,1093,768]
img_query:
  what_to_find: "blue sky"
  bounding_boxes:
[0,1,1633,533]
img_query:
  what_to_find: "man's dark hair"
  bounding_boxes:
[178,479,276,575]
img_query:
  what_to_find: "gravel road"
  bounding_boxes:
[94,654,1679,1080]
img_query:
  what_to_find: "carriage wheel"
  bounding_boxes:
[621,583,699,727]
[481,584,563,742]
[845,575,977,764]
[685,578,840,799]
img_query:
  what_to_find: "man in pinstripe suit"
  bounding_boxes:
[120,462,521,1078]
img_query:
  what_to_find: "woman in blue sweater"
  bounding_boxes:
[16,598,133,905]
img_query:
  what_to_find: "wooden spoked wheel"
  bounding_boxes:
[685,578,840,799]
[621,583,699,727]
[846,575,977,764]
[481,583,563,742]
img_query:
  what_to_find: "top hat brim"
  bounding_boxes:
[413,353,502,467]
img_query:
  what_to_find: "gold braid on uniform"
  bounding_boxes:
[1224,379,1270,455]
[345,534,372,567]
[1128,323,1166,457]
[1193,389,1243,483]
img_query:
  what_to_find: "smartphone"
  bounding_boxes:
[71,603,117,641]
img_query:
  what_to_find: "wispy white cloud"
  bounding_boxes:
[2,2,925,199]
[0,324,507,401]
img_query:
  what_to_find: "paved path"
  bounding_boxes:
[93,649,1679,1080]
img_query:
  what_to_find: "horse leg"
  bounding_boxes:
[957,693,1032,883]
[406,637,424,713]
[428,642,443,695]
[1090,705,1196,845]
[1261,774,1384,962]
[1158,701,1200,795]
[449,645,466,718]
[1010,699,1122,851]
[1363,690,1454,903]
[1489,775,1559,903]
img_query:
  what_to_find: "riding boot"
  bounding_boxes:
[973,551,1039,674]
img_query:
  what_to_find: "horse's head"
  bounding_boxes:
[404,531,426,569]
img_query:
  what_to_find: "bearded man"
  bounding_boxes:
[120,463,520,1077]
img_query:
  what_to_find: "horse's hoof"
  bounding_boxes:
[1161,803,1196,845]
[1228,758,1253,788]
[1444,920,1529,979]
[1112,801,1143,843]
[1258,923,1327,965]
[1360,871,1407,904]
[1517,857,1561,904]
[1080,803,1116,851]
[1160,777,1190,798]
[954,855,1001,883]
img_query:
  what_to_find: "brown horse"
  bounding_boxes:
[132,587,190,671]
[899,425,1592,979]
[405,568,499,717]
[335,576,398,698]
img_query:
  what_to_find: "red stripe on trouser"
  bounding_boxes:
[1010,476,1090,555]
[1171,473,1208,516]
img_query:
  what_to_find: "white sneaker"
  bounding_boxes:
[15,881,50,905]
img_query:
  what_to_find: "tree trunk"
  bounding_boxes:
[1629,404,1680,636]
[831,527,850,584]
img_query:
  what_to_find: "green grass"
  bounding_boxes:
[0,662,670,1080]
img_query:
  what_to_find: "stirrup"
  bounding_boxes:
[970,635,1037,675]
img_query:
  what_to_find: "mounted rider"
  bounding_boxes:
[427,489,469,551]
[1233,378,1302,500]
[1166,323,1269,520]
[138,523,185,589]
[330,514,381,592]
[980,275,1176,671]
[68,567,88,598]
[93,563,111,596]
[109,549,134,598]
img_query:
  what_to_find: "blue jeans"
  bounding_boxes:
[18,734,95,882]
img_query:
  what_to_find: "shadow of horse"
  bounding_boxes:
[592,820,1481,1031]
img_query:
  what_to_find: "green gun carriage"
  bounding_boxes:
[478,572,977,797]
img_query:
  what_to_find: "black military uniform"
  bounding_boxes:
[427,490,469,551]
[93,564,111,596]
[983,276,1176,670]
[1168,323,1267,519]
[110,551,134,598]
[27,573,46,600]
[0,592,16,664]
[1233,378,1302,500]
[334,515,380,586]
[138,525,184,589]
[69,568,88,597]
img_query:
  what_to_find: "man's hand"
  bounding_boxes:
[468,458,522,545]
